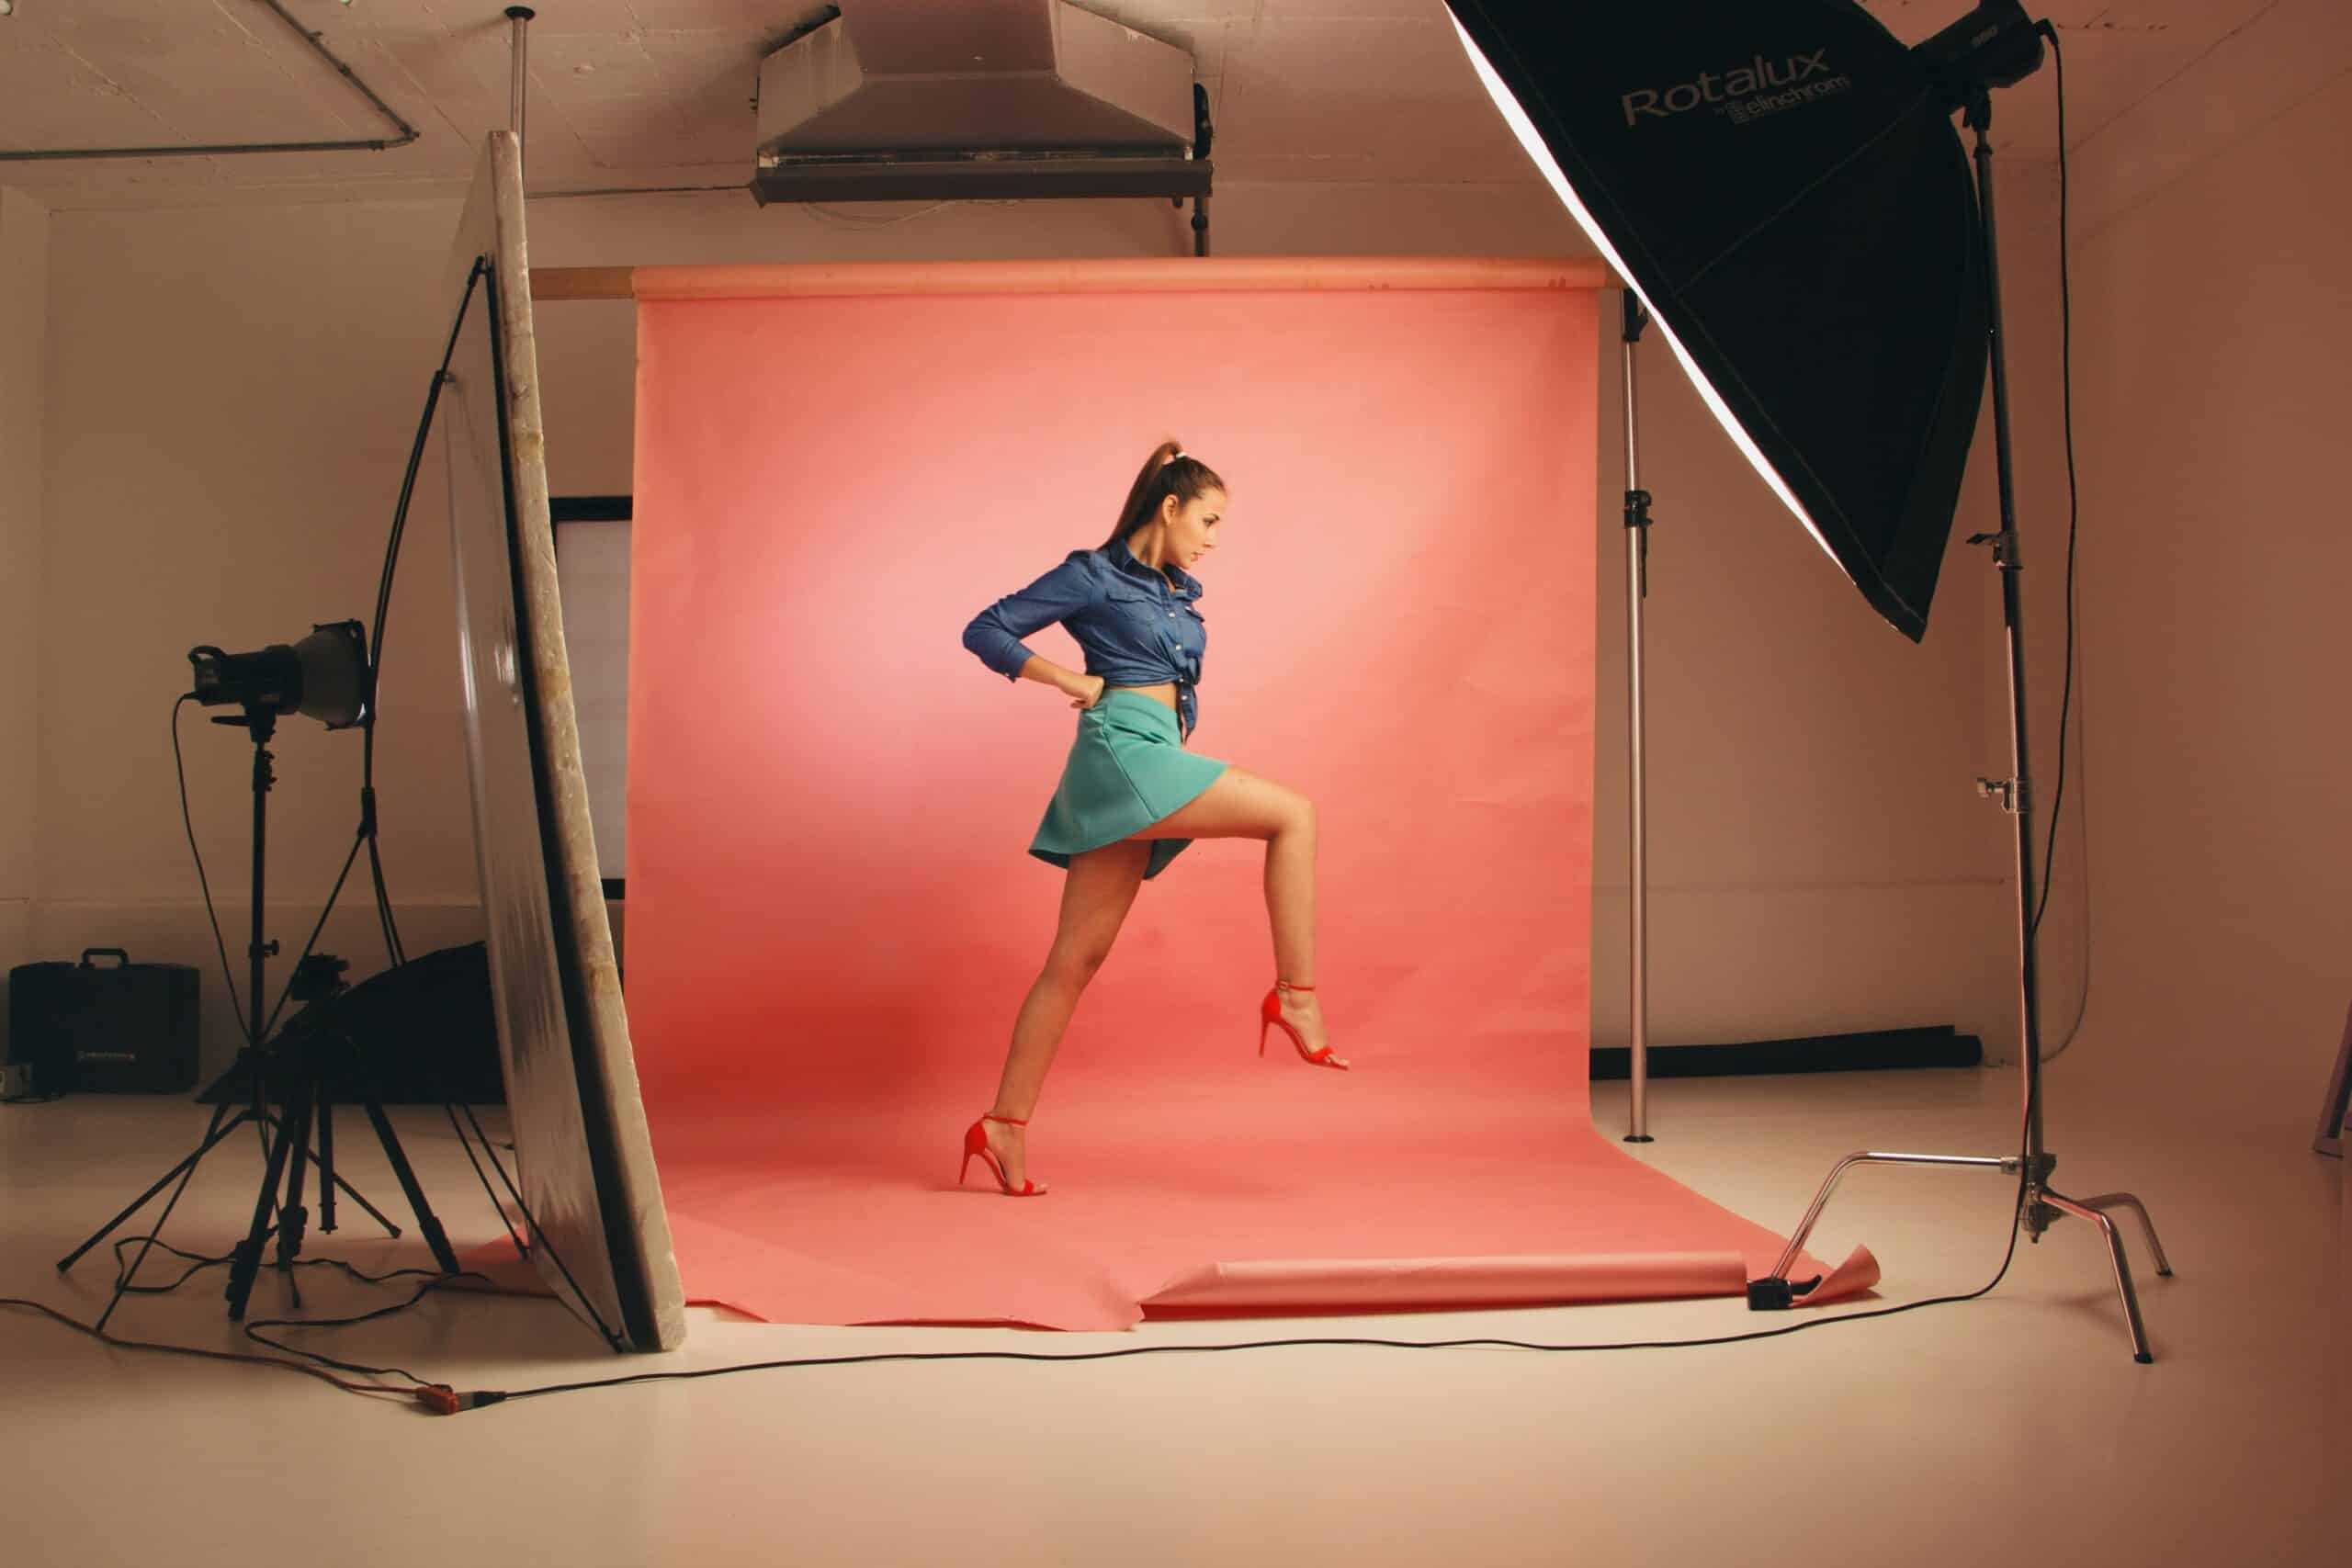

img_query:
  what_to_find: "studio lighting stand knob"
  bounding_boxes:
[1975,775,2024,813]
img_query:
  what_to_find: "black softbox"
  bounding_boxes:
[200,942,503,1107]
[1445,0,1988,640]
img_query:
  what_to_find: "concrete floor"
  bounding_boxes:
[1,1048,2341,1567]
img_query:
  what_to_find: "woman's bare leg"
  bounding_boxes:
[1132,767,1341,1066]
[985,838,1151,1191]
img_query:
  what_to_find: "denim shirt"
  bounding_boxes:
[962,537,1209,739]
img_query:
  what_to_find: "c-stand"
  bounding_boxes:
[1746,78,2172,1361]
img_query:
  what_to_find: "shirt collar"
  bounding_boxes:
[1110,536,1204,603]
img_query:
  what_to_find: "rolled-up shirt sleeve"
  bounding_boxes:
[962,552,1100,681]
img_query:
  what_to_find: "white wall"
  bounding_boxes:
[2048,0,2352,1098]
[34,175,2027,1080]
[0,186,47,1042]
[1588,276,2019,1066]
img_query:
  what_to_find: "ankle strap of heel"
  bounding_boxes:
[1274,979,1317,993]
[981,1112,1029,1126]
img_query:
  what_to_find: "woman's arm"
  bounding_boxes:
[1013,652,1090,693]
[963,553,1100,696]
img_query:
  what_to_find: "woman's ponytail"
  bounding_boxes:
[1100,441,1226,551]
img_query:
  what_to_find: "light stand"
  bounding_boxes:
[1621,292,1655,1144]
[59,636,458,1325]
[1746,76,2172,1361]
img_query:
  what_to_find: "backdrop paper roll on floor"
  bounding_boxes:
[624,259,1873,1329]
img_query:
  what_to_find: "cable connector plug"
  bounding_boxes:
[1744,1274,1824,1312]
[413,1385,509,1416]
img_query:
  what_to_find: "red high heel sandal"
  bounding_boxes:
[959,1112,1046,1196]
[1260,980,1348,1069]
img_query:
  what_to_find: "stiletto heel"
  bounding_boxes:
[959,1112,1046,1196]
[1259,980,1348,1070]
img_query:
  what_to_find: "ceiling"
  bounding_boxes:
[0,0,2277,209]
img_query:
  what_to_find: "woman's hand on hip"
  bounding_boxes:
[1067,674,1107,710]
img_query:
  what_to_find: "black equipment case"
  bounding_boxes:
[6,949,200,1096]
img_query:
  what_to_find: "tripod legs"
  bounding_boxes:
[65,1101,258,1334]
[364,1100,459,1275]
[226,1090,458,1320]
[257,1109,397,1235]
[62,1075,460,1325]
[272,1082,317,1280]
[227,1080,306,1320]
[317,1096,337,1233]
[59,1093,402,1322]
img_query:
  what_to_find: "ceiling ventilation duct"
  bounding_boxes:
[754,0,1208,204]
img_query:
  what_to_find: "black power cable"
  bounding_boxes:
[439,1224,2033,1415]
[434,1089,2044,1415]
[2029,25,2092,1063]
[2030,22,2080,943]
[0,1236,491,1404]
[168,263,484,1048]
[172,693,252,1045]
[254,262,486,1032]
[11,1068,2046,1412]
[3,1170,2032,1418]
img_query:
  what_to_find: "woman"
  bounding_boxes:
[956,441,1347,1197]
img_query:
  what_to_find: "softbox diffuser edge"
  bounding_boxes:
[1445,0,1991,641]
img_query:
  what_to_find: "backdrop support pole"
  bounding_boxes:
[1622,290,1655,1144]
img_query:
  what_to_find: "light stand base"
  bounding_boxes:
[1747,1149,2173,1361]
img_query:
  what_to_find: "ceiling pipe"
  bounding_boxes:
[0,0,419,164]
[506,7,536,158]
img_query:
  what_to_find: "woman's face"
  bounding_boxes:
[1159,487,1225,571]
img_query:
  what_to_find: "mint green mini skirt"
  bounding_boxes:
[1029,690,1229,880]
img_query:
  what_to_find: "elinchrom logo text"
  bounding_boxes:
[1621,50,1842,127]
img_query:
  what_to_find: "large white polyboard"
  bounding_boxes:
[438,132,684,1351]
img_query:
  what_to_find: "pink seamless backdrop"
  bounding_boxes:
[620,273,1871,1328]
[628,285,1599,1108]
